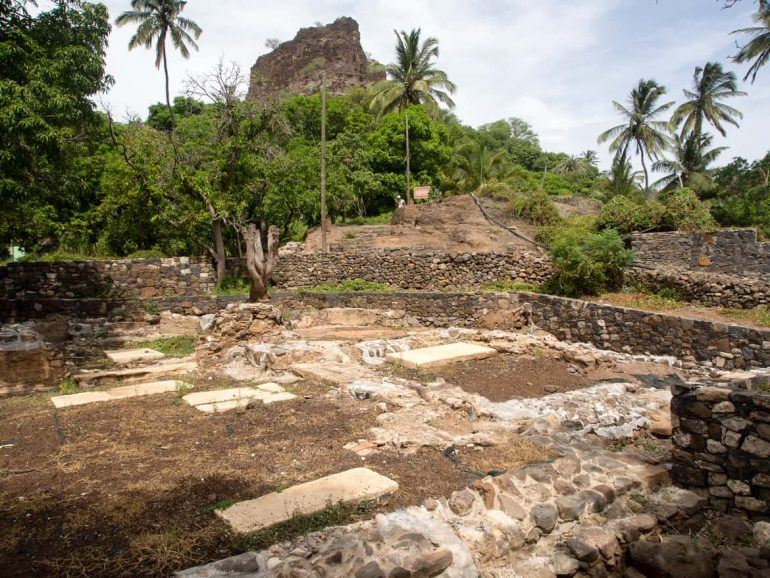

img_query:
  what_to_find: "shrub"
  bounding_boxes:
[126,249,166,259]
[215,275,250,296]
[546,229,635,297]
[476,179,515,202]
[597,196,665,235]
[661,188,715,231]
[510,190,562,226]
[536,215,597,247]
[298,279,393,293]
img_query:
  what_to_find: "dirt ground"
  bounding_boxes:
[0,375,544,577]
[389,353,686,403]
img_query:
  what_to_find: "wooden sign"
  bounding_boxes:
[413,186,431,200]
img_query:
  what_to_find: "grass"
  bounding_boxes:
[297,279,394,293]
[131,336,197,357]
[482,279,543,293]
[232,501,375,553]
[340,212,393,226]
[214,276,250,296]
[143,301,160,316]
[721,307,770,328]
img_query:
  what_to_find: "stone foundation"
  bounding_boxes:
[671,375,770,518]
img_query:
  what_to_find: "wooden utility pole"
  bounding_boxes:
[405,114,412,205]
[320,70,328,252]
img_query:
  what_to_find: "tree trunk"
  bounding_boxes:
[212,218,226,282]
[320,71,328,252]
[405,114,412,205]
[244,224,279,302]
[162,44,175,131]
[640,149,650,199]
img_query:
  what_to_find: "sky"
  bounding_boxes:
[94,0,769,171]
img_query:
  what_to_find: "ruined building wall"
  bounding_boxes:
[630,229,770,277]
[671,378,770,518]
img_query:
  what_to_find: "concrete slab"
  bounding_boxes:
[256,383,285,394]
[217,468,399,533]
[262,392,297,405]
[182,387,264,407]
[386,342,497,369]
[52,380,188,408]
[75,359,197,383]
[195,400,251,413]
[104,348,164,364]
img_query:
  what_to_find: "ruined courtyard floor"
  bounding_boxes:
[0,308,696,577]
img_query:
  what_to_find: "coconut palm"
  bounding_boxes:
[597,79,675,197]
[369,29,456,203]
[732,1,770,83]
[448,141,507,193]
[116,0,202,130]
[671,62,745,137]
[606,152,644,198]
[580,150,599,167]
[652,132,727,192]
[555,155,592,177]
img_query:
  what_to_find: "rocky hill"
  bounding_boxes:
[247,17,385,100]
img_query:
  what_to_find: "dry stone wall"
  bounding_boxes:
[671,376,770,517]
[272,248,553,290]
[630,229,770,277]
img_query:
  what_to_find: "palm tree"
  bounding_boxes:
[732,1,770,83]
[370,29,456,203]
[598,79,674,197]
[580,150,599,167]
[671,62,745,137]
[448,141,507,193]
[606,152,644,198]
[555,155,592,177]
[116,0,202,130]
[652,132,727,192]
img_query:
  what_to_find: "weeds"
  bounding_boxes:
[297,279,394,293]
[143,301,160,316]
[482,280,542,293]
[132,336,196,357]
[175,381,192,399]
[58,378,78,395]
[214,275,250,296]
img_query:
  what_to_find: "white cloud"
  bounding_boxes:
[99,0,768,170]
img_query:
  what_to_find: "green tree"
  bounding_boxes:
[115,0,202,130]
[369,28,456,203]
[0,0,113,251]
[602,152,644,199]
[652,132,727,192]
[446,141,507,193]
[598,79,674,197]
[555,155,592,178]
[671,62,745,137]
[732,1,770,83]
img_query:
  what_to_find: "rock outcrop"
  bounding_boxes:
[247,17,385,100]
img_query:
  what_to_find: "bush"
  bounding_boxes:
[546,229,635,297]
[509,190,562,226]
[536,215,597,247]
[476,179,515,202]
[127,249,167,259]
[215,275,250,296]
[298,279,393,293]
[597,196,665,235]
[661,188,715,231]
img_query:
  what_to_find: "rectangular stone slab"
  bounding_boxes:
[104,348,164,364]
[182,387,265,407]
[51,380,185,408]
[217,468,399,533]
[74,360,196,383]
[386,342,497,369]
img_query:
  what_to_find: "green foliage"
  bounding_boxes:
[597,196,664,235]
[476,180,515,202]
[58,378,79,395]
[127,249,167,259]
[298,279,394,293]
[214,275,250,296]
[546,230,635,297]
[509,190,562,226]
[536,215,597,247]
[342,212,393,226]
[132,336,197,357]
[660,188,716,231]
[143,301,160,316]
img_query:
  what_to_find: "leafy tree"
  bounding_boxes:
[597,196,664,235]
[0,0,112,251]
[146,95,204,131]
[115,0,202,130]
[598,79,674,197]
[732,1,770,83]
[671,62,745,137]
[369,28,456,203]
[652,132,727,192]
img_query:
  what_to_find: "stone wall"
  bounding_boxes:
[630,229,770,277]
[0,257,216,299]
[629,267,770,309]
[671,377,770,517]
[272,248,553,290]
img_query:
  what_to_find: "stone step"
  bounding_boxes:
[104,348,165,365]
[52,379,186,409]
[183,384,297,413]
[217,468,399,533]
[74,358,197,385]
[386,342,497,369]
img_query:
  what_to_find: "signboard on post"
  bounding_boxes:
[413,186,431,202]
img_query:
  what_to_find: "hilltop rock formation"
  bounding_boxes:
[247,17,385,100]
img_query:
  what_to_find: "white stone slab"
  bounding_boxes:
[217,468,399,533]
[386,342,497,369]
[104,348,164,364]
[75,360,196,383]
[51,380,186,408]
[182,387,265,407]
[195,400,251,413]
[262,392,297,405]
[257,383,285,394]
